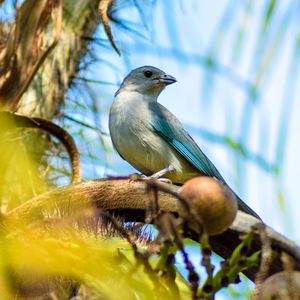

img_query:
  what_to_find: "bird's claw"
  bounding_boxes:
[129,173,172,185]
[156,177,172,184]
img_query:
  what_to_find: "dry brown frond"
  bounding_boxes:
[98,0,120,55]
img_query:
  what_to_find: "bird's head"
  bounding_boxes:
[116,66,177,98]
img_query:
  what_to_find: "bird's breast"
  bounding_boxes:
[109,98,163,173]
[109,95,199,182]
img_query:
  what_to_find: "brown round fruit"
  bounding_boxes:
[255,271,300,299]
[178,177,238,235]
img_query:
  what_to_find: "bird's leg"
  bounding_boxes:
[151,165,174,178]
[130,166,174,184]
[150,165,174,184]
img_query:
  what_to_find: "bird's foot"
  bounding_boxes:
[147,165,174,184]
[128,173,173,185]
[155,177,173,184]
[143,174,173,185]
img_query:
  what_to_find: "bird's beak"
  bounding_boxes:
[154,74,177,85]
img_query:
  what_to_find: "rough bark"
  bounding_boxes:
[0,0,101,118]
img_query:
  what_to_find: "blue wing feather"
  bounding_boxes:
[148,102,225,182]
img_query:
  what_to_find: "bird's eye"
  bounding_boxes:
[144,70,153,78]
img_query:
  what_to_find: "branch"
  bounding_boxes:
[7,178,300,281]
[0,111,81,183]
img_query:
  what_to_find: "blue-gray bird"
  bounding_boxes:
[109,66,261,220]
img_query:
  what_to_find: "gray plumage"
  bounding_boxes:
[109,66,261,220]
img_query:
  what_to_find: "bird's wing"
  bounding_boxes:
[149,102,261,220]
[148,102,226,183]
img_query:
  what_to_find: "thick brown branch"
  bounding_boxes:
[7,178,300,281]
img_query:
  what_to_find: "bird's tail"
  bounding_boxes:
[231,189,262,221]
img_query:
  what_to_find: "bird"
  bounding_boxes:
[109,66,261,220]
